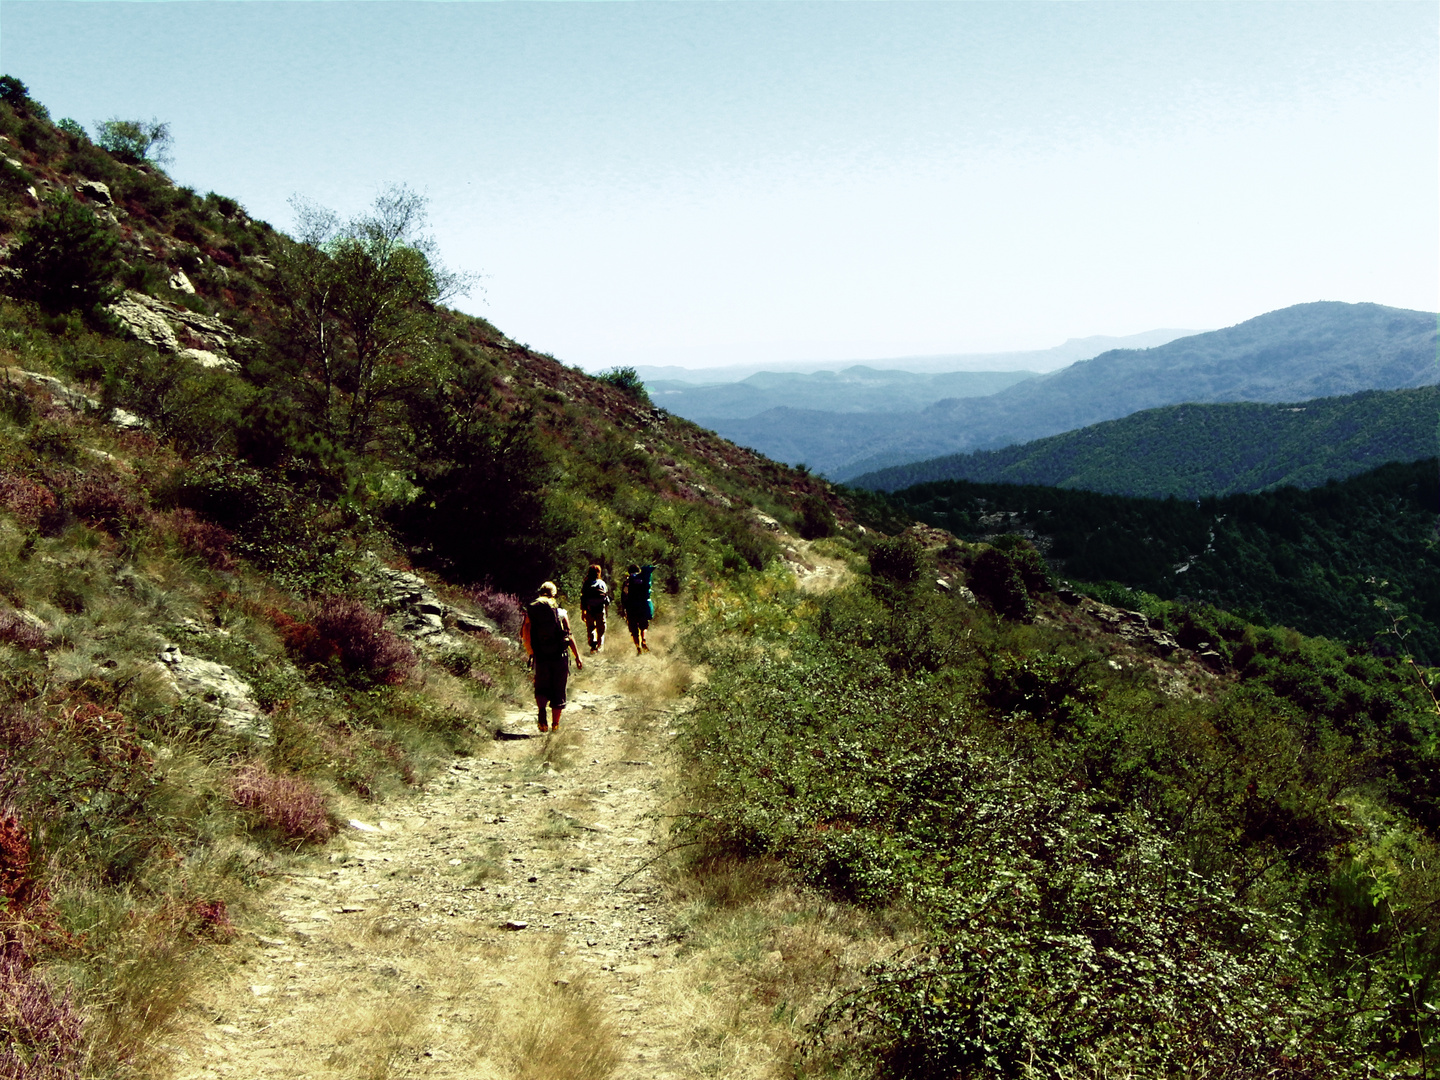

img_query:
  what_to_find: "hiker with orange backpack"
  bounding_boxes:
[520,581,582,732]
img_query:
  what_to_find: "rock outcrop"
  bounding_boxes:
[370,564,512,651]
[157,642,271,740]
[7,368,145,429]
[105,291,250,372]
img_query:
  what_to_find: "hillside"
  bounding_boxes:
[708,302,1439,478]
[0,80,851,1077]
[1,81,1439,1080]
[851,384,1440,496]
[885,458,1440,663]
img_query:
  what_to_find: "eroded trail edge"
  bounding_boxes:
[176,634,692,1080]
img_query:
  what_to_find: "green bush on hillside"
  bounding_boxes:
[677,560,1440,1076]
[6,192,121,313]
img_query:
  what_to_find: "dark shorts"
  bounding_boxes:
[626,605,651,633]
[533,653,570,707]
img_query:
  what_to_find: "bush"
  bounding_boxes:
[0,950,85,1080]
[159,509,235,571]
[968,536,1050,620]
[65,470,144,533]
[0,473,57,528]
[276,598,417,687]
[6,193,121,313]
[798,494,837,540]
[466,586,524,638]
[230,761,334,844]
[0,611,47,651]
[596,366,651,404]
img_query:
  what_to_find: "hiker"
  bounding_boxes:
[580,563,611,653]
[520,581,582,733]
[619,563,656,654]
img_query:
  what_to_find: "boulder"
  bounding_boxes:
[157,643,270,739]
[107,294,181,352]
[168,269,196,294]
[76,180,113,205]
[179,348,239,372]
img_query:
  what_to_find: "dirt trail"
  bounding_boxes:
[173,627,696,1080]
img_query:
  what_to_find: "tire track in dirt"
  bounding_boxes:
[173,630,694,1080]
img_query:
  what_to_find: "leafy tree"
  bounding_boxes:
[56,119,85,141]
[0,75,46,118]
[7,192,121,312]
[270,185,474,453]
[94,117,172,165]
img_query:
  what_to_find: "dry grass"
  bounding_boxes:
[654,859,900,1079]
[230,915,624,1080]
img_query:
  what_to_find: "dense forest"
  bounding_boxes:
[883,458,1440,663]
[853,385,1440,497]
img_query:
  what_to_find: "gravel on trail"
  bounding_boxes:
[173,643,695,1080]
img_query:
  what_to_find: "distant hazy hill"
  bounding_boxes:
[650,367,1037,421]
[851,385,1440,498]
[631,327,1198,384]
[709,302,1439,479]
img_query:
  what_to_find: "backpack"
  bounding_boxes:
[627,569,654,618]
[581,578,609,612]
[526,599,566,657]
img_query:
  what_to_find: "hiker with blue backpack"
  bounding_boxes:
[620,563,656,654]
[520,581,582,733]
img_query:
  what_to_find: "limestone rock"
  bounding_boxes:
[76,180,113,205]
[168,269,195,294]
[157,643,270,739]
[179,348,239,372]
[107,294,181,352]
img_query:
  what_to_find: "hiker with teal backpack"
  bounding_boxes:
[620,563,656,654]
[520,581,582,732]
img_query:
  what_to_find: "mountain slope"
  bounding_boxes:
[886,458,1440,662]
[708,302,1439,478]
[851,385,1440,497]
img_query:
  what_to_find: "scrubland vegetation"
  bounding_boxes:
[673,537,1440,1077]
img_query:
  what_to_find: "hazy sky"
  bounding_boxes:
[3,1,1435,370]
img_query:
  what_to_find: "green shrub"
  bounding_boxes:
[6,193,121,313]
[596,366,651,404]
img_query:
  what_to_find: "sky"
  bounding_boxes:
[2,1,1436,372]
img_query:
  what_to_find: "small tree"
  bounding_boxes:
[94,117,172,165]
[7,192,121,312]
[272,184,474,453]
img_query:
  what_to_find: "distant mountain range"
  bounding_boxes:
[632,328,1199,385]
[649,367,1038,419]
[851,385,1440,498]
[707,302,1439,480]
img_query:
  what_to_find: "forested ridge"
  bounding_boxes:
[853,384,1440,497]
[885,458,1440,662]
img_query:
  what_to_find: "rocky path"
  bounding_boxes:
[174,629,697,1080]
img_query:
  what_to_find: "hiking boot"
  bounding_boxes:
[536,718,549,733]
